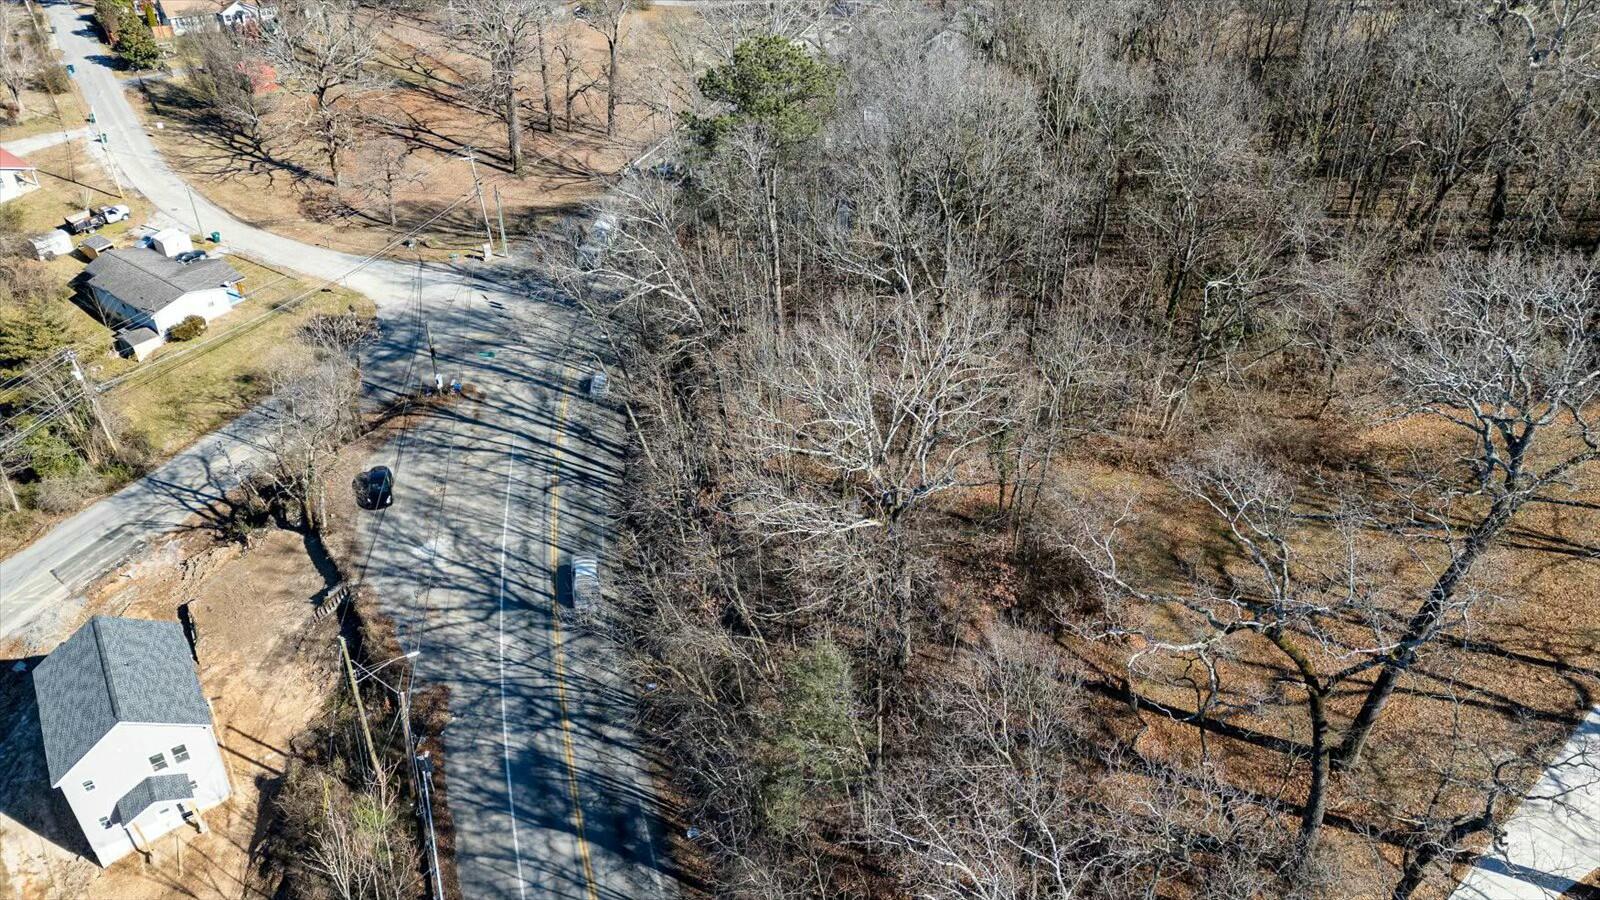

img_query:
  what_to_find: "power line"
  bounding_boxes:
[100,184,488,395]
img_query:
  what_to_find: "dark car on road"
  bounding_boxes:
[354,466,394,509]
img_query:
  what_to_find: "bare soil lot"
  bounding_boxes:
[0,423,398,899]
[0,528,338,900]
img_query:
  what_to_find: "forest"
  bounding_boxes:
[566,1,1600,898]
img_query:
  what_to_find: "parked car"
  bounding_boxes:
[353,466,394,509]
[175,250,208,263]
[98,204,130,224]
[571,556,600,614]
[63,210,106,235]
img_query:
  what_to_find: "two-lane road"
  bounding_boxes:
[3,6,674,897]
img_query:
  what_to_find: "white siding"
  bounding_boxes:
[150,287,236,334]
[58,721,231,866]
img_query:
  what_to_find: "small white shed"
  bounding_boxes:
[30,229,73,260]
[150,229,194,259]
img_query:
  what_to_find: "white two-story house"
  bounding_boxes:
[32,616,231,867]
[82,240,245,361]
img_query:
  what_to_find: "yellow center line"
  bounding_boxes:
[547,384,602,900]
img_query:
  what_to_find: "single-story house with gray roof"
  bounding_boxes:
[32,616,230,866]
[83,247,245,359]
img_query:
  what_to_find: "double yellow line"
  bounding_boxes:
[546,385,602,900]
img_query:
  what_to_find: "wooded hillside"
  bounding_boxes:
[568,2,1600,898]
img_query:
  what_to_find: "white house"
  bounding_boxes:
[155,0,274,34]
[83,244,245,360]
[32,616,231,867]
[0,148,41,203]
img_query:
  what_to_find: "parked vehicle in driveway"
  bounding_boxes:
[98,204,130,224]
[63,209,106,235]
[354,466,394,509]
[571,555,600,614]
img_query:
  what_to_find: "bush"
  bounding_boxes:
[168,315,207,341]
[31,472,100,514]
[111,10,161,70]
[37,64,72,95]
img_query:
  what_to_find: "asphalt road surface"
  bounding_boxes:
[2,5,675,897]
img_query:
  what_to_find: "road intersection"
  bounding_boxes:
[0,3,672,897]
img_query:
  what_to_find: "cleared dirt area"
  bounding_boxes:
[0,527,338,900]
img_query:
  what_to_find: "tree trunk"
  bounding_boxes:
[505,78,522,174]
[1265,629,1331,858]
[604,33,619,136]
[1336,496,1519,766]
[536,27,553,132]
[765,159,783,341]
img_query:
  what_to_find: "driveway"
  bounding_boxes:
[0,126,91,156]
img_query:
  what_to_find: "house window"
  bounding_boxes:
[149,752,168,772]
[82,780,95,792]
[98,817,112,829]
[172,744,190,763]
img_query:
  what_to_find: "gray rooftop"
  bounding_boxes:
[115,325,160,344]
[83,247,242,316]
[113,774,194,824]
[32,616,214,786]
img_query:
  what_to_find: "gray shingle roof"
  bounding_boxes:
[83,248,242,316]
[32,617,215,786]
[113,774,195,824]
[115,326,160,345]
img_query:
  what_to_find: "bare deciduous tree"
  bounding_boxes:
[1339,252,1600,765]
[576,0,629,136]
[257,352,362,531]
[447,0,557,174]
[263,0,378,184]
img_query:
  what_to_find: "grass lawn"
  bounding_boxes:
[102,257,372,456]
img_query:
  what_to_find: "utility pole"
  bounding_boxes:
[0,465,19,513]
[189,184,208,237]
[418,752,445,899]
[339,636,384,780]
[66,351,118,453]
[461,149,495,257]
[494,186,509,256]
[423,319,439,389]
[95,127,125,199]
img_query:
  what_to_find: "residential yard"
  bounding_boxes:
[0,151,372,557]
[0,526,340,900]
[121,2,693,258]
[96,256,373,457]
[0,421,403,900]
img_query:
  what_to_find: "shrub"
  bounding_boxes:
[37,64,72,95]
[168,315,207,341]
[31,472,100,514]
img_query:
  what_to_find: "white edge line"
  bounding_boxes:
[497,439,528,900]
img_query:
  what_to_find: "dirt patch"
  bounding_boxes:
[0,526,340,900]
